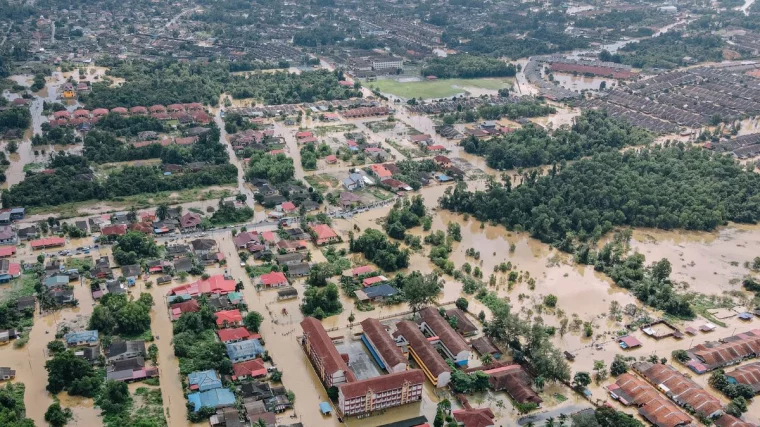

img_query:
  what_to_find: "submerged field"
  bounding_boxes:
[369,77,512,99]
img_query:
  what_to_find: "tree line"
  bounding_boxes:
[441,145,760,315]
[2,155,238,208]
[463,110,652,170]
[420,55,517,79]
[81,59,361,108]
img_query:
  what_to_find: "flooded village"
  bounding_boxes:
[2,0,760,426]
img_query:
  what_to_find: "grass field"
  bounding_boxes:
[369,77,512,99]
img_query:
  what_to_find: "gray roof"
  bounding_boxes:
[107,340,146,358]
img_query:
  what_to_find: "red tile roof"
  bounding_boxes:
[30,237,66,249]
[362,276,385,287]
[217,327,253,343]
[635,362,722,417]
[419,307,470,356]
[338,369,425,399]
[312,224,337,240]
[101,224,128,236]
[453,408,495,427]
[725,361,760,393]
[393,320,450,379]
[0,246,17,257]
[170,300,200,320]
[300,317,357,383]
[691,329,760,368]
[260,271,287,286]
[360,318,406,369]
[280,202,296,212]
[352,266,374,276]
[714,414,756,427]
[168,274,237,297]
[232,358,267,378]
[215,309,243,327]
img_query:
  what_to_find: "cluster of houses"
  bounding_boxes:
[48,102,211,128]
[300,307,540,419]
[165,275,293,426]
[250,178,321,212]
[62,330,158,383]
[229,128,282,154]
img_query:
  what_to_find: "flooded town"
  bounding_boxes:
[1,0,760,427]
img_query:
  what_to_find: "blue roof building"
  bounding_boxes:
[64,330,99,346]
[44,275,70,289]
[226,338,265,363]
[187,388,236,412]
[188,369,222,392]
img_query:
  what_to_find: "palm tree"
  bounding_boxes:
[544,417,555,427]
[534,375,545,391]
[480,353,493,365]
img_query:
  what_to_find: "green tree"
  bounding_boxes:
[573,371,592,391]
[45,350,99,395]
[244,311,264,332]
[148,343,158,366]
[44,402,73,427]
[46,340,66,354]
[610,355,628,376]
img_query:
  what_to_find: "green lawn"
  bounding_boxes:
[369,78,512,99]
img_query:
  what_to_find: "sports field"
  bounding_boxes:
[369,77,512,99]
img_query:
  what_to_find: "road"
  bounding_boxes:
[273,120,306,181]
[213,108,257,211]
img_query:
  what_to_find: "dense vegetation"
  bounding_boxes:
[0,383,34,427]
[245,152,295,184]
[420,55,516,79]
[449,27,590,59]
[95,113,167,137]
[46,348,102,396]
[112,232,161,265]
[89,293,154,336]
[616,31,726,69]
[349,229,410,272]
[301,283,343,319]
[0,107,31,133]
[84,126,228,165]
[442,145,760,315]
[462,110,652,170]
[172,301,232,375]
[442,99,556,124]
[1,153,238,208]
[81,59,360,107]
[385,195,427,240]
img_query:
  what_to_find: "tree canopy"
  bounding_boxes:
[420,55,517,78]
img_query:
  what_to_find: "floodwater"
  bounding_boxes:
[625,225,760,295]
[0,276,100,426]
[549,73,616,92]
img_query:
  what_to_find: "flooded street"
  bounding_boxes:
[0,276,100,426]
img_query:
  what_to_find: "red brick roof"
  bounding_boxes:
[483,365,542,404]
[714,414,756,427]
[170,300,200,320]
[360,318,406,368]
[338,369,424,399]
[300,317,357,382]
[393,320,450,379]
[692,329,760,368]
[419,307,469,356]
[0,246,17,257]
[352,266,374,276]
[168,274,237,297]
[30,237,66,249]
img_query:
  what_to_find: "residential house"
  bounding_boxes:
[16,296,35,312]
[215,309,244,328]
[726,362,760,394]
[64,330,99,347]
[188,369,223,392]
[0,367,16,381]
[232,359,268,380]
[188,388,236,412]
[166,244,192,258]
[433,155,451,168]
[101,224,127,237]
[16,226,37,241]
[355,284,398,302]
[180,212,202,231]
[121,264,141,283]
[226,339,266,363]
[106,340,146,362]
[369,164,392,180]
[311,224,339,245]
[453,408,495,427]
[470,337,501,360]
[218,327,254,344]
[633,361,722,419]
[107,357,158,383]
[74,346,101,365]
[233,231,260,250]
[191,238,217,255]
[286,262,311,278]
[0,259,21,282]
[259,272,288,289]
[30,237,65,250]
[275,252,306,266]
[0,226,17,245]
[340,192,362,209]
[167,275,237,297]
[342,173,366,191]
[44,275,70,289]
[170,300,201,321]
